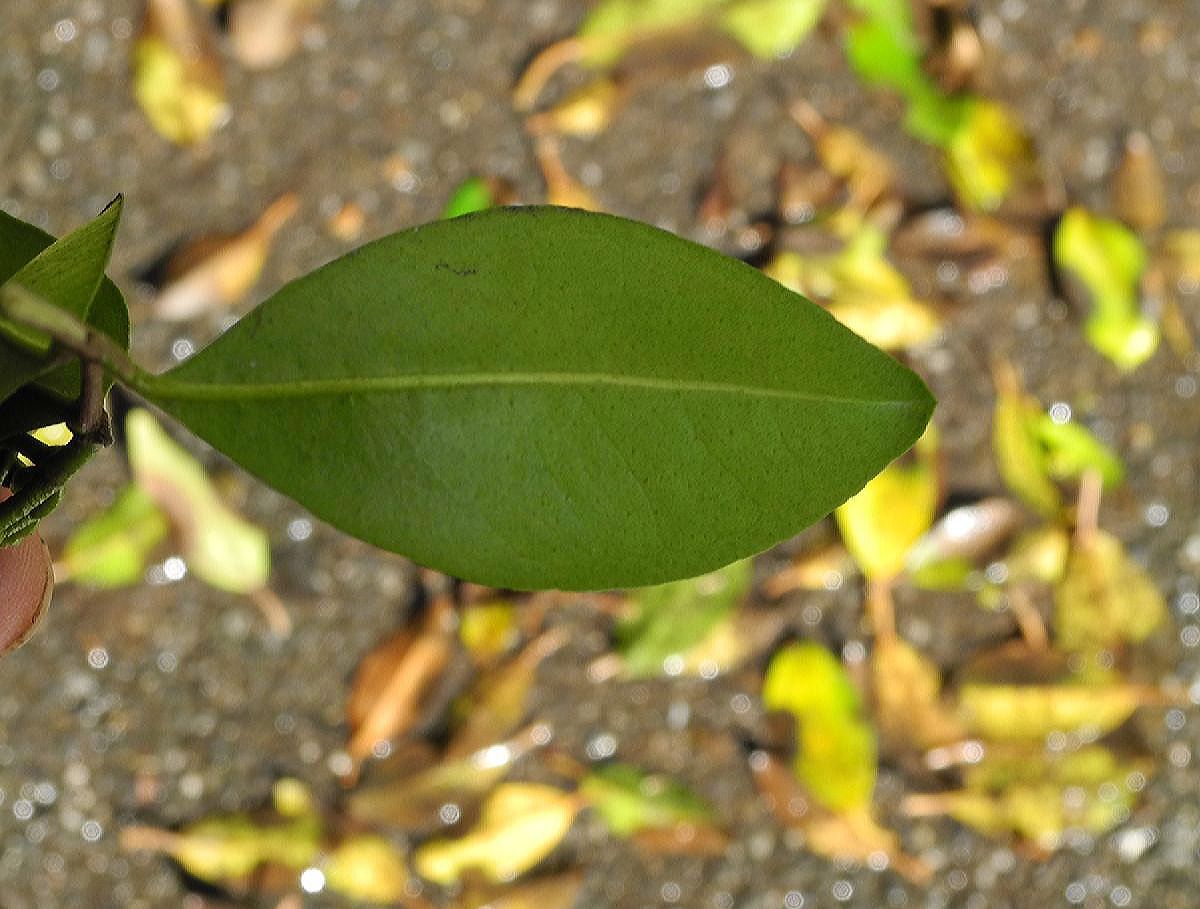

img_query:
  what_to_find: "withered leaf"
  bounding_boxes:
[413,783,580,886]
[134,0,227,145]
[154,193,299,321]
[1055,529,1166,653]
[344,595,457,778]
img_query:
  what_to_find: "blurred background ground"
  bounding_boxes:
[2,1,1200,907]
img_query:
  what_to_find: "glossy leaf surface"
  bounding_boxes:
[138,207,933,590]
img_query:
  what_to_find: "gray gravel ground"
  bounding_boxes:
[2,1,1200,907]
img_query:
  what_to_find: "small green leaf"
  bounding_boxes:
[442,177,498,220]
[616,558,752,677]
[957,682,1150,741]
[718,0,828,59]
[136,207,933,591]
[580,764,715,836]
[762,641,878,811]
[1054,207,1158,371]
[0,201,128,405]
[1033,415,1124,489]
[126,409,270,595]
[56,485,170,588]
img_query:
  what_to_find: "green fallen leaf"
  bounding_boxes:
[1055,529,1166,653]
[56,485,170,588]
[1034,415,1124,489]
[844,0,1033,211]
[1054,207,1158,371]
[126,409,270,595]
[132,207,933,591]
[443,177,498,220]
[616,557,752,677]
[763,641,877,811]
[580,763,716,837]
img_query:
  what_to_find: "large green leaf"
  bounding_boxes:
[136,207,933,590]
[0,204,130,409]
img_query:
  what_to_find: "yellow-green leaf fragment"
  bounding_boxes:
[580,764,716,837]
[1033,416,1124,489]
[942,99,1035,212]
[413,783,579,885]
[1002,525,1070,587]
[1055,529,1166,653]
[133,0,227,145]
[616,558,752,677]
[1054,206,1158,371]
[126,409,270,594]
[764,224,940,352]
[718,0,828,59]
[835,426,938,581]
[325,834,410,904]
[121,809,321,886]
[762,642,877,811]
[957,681,1150,741]
[457,599,520,664]
[56,485,169,588]
[991,361,1061,520]
[908,746,1148,849]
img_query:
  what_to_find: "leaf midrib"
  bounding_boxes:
[138,370,924,408]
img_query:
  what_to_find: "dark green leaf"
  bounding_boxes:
[136,207,933,590]
[616,558,752,677]
[0,204,130,407]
